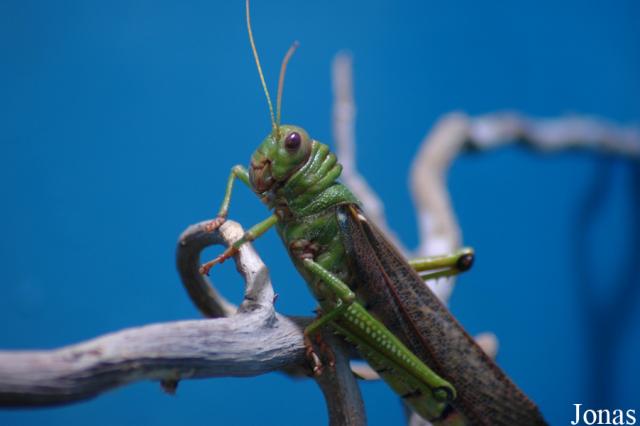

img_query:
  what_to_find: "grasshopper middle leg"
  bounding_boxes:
[200,213,278,275]
[409,247,474,281]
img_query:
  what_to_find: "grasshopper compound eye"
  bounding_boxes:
[284,131,302,152]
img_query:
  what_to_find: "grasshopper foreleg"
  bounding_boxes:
[202,165,251,233]
[216,165,251,218]
[201,165,250,236]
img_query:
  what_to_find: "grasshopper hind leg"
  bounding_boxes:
[300,258,456,421]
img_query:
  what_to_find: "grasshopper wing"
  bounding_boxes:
[337,204,546,426]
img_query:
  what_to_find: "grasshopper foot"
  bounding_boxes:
[456,251,474,272]
[304,333,324,376]
[303,322,337,377]
[315,333,336,369]
[204,216,226,233]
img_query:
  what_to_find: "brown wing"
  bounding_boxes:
[337,204,546,426]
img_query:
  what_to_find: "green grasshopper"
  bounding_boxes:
[200,1,546,424]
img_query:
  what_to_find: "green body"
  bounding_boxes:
[271,136,453,419]
[206,125,546,424]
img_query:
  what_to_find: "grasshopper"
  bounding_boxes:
[200,1,546,424]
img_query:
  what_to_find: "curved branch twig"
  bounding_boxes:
[0,220,366,425]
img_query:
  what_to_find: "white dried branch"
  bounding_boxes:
[411,111,639,303]
[0,313,300,406]
[0,222,290,405]
[469,112,640,155]
[410,113,472,303]
[332,52,408,254]
[0,220,366,425]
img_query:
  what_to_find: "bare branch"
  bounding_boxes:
[0,301,304,406]
[315,333,367,426]
[469,112,640,155]
[0,221,292,406]
[410,111,639,303]
[410,113,471,303]
[332,52,408,254]
[0,220,365,425]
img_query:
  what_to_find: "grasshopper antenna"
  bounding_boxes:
[246,0,277,132]
[276,41,300,127]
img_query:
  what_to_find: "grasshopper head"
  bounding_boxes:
[249,124,313,193]
[244,0,307,194]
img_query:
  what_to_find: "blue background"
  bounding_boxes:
[1,1,639,425]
